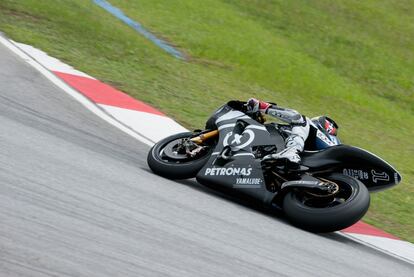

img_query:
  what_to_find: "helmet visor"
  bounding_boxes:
[324,119,338,136]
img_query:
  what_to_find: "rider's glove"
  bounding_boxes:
[247,98,271,113]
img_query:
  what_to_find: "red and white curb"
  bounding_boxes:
[342,222,414,264]
[1,35,413,264]
[0,37,186,145]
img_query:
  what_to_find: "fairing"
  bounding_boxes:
[302,145,402,191]
[197,103,282,206]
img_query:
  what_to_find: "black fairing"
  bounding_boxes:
[302,145,402,191]
[197,103,283,207]
[205,101,247,130]
[197,102,401,209]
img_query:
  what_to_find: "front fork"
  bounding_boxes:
[190,130,219,144]
[176,129,219,158]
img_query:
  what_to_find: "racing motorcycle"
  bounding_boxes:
[147,101,401,232]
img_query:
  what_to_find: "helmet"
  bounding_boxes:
[312,116,338,136]
[311,116,340,149]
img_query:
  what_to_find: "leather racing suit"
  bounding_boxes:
[247,98,310,164]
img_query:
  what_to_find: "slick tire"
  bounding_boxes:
[147,132,212,179]
[283,173,370,232]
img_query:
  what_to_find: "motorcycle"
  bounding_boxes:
[147,101,402,232]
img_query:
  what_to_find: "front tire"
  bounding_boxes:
[147,132,213,179]
[283,173,370,232]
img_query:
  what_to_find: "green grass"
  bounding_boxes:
[0,0,413,241]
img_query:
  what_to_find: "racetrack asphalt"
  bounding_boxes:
[0,41,413,277]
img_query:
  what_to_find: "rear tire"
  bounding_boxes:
[147,132,212,179]
[283,173,370,232]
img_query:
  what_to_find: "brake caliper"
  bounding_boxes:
[179,139,206,158]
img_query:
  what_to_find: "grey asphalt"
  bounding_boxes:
[0,41,413,277]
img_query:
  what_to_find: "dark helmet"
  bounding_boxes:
[312,116,339,136]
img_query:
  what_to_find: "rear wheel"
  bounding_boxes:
[147,132,214,179]
[283,173,370,232]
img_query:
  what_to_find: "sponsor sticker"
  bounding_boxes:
[343,168,369,180]
[316,130,335,146]
[394,172,399,184]
[343,168,391,184]
[235,178,262,185]
[205,167,252,176]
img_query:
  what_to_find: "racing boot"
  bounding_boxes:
[263,135,303,164]
[263,121,310,165]
[271,145,301,164]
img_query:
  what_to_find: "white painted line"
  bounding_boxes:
[16,42,95,79]
[338,232,414,265]
[0,35,154,146]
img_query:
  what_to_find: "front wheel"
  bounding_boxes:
[283,173,370,232]
[147,132,213,179]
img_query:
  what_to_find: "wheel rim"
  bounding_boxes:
[158,138,211,163]
[297,179,357,209]
[162,139,190,161]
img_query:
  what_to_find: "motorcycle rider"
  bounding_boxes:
[246,98,338,164]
